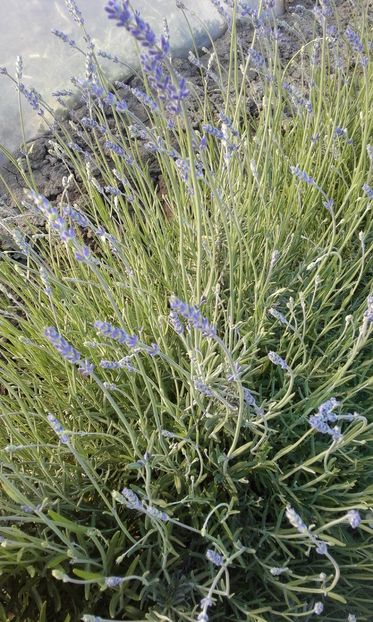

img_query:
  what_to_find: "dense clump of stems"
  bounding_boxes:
[0,1,372,621]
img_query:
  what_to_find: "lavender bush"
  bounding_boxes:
[0,1,372,621]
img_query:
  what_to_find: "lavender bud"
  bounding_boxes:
[206,549,224,567]
[65,0,85,25]
[105,576,124,588]
[121,487,143,510]
[169,296,216,338]
[314,602,324,615]
[78,359,94,376]
[15,55,23,81]
[318,398,339,418]
[270,567,288,575]
[290,165,316,186]
[194,378,213,397]
[315,540,328,555]
[94,320,138,348]
[47,414,69,444]
[268,307,288,326]
[367,144,373,164]
[362,184,373,200]
[146,506,169,522]
[345,26,364,54]
[267,351,290,371]
[44,327,81,364]
[364,295,373,323]
[286,506,308,533]
[347,510,361,529]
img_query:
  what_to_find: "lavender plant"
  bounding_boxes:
[0,1,372,621]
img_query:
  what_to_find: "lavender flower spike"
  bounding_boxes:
[285,506,308,534]
[44,327,81,364]
[94,320,138,348]
[121,487,143,510]
[290,165,316,186]
[47,414,69,444]
[206,549,225,567]
[268,351,290,371]
[65,0,85,25]
[347,510,361,529]
[169,296,216,338]
[105,576,125,588]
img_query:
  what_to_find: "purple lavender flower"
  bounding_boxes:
[94,320,138,348]
[315,540,328,555]
[105,1,187,114]
[51,29,77,48]
[131,86,159,111]
[62,206,90,229]
[27,191,76,241]
[318,397,339,419]
[347,510,361,529]
[243,388,256,407]
[248,48,266,69]
[345,26,364,54]
[105,576,124,588]
[146,506,169,522]
[78,359,95,376]
[121,487,143,510]
[309,414,334,435]
[202,123,225,140]
[75,245,92,263]
[227,361,242,382]
[44,327,81,364]
[206,549,225,567]
[81,117,107,133]
[47,414,69,444]
[105,140,126,157]
[267,351,289,371]
[65,0,84,25]
[98,49,120,63]
[145,343,160,357]
[52,88,74,97]
[116,98,128,112]
[105,0,131,26]
[194,378,214,397]
[290,165,316,186]
[169,296,216,338]
[169,310,184,335]
[335,126,348,139]
[362,184,373,200]
[18,84,44,115]
[20,504,42,514]
[309,398,344,442]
